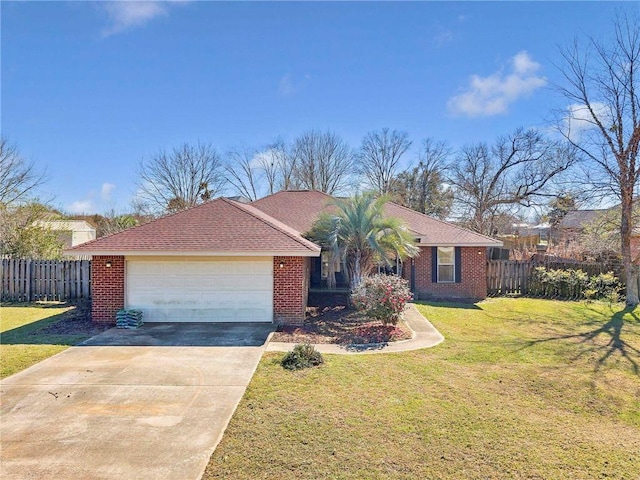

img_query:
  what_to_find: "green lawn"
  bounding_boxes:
[0,303,93,378]
[203,298,640,480]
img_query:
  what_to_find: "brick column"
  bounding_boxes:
[91,255,125,323]
[273,256,309,325]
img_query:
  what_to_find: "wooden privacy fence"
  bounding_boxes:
[487,260,608,297]
[1,259,91,302]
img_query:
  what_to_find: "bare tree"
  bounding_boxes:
[98,209,139,237]
[225,146,262,201]
[391,138,453,218]
[449,128,577,236]
[358,128,412,195]
[291,130,354,194]
[256,139,297,194]
[0,138,46,205]
[556,12,640,305]
[136,143,226,214]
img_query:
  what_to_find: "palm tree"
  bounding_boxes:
[307,191,419,289]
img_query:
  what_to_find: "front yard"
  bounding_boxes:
[204,298,640,479]
[0,302,109,378]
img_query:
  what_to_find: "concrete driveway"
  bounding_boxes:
[0,323,274,480]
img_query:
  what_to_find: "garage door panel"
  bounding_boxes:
[126,259,273,323]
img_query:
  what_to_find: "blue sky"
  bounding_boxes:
[2,1,633,214]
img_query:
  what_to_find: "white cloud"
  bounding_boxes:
[563,102,610,142]
[101,1,188,37]
[277,73,311,97]
[434,29,453,47]
[448,51,547,117]
[101,182,116,201]
[278,73,295,96]
[67,200,95,214]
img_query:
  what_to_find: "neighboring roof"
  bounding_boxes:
[558,210,606,229]
[65,198,320,256]
[38,220,96,232]
[252,190,502,247]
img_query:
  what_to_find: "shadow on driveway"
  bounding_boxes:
[80,322,276,347]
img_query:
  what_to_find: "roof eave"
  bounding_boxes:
[415,241,503,247]
[62,249,321,257]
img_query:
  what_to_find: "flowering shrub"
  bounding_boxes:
[351,274,413,325]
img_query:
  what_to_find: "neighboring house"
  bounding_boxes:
[556,209,606,246]
[39,220,96,248]
[498,223,550,252]
[67,191,501,325]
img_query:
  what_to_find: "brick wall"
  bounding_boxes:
[273,256,309,325]
[404,247,487,301]
[91,255,125,323]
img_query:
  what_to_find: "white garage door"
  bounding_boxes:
[126,258,273,322]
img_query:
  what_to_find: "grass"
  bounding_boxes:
[0,302,95,378]
[203,298,640,480]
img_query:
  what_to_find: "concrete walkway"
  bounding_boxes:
[266,303,445,354]
[0,323,274,480]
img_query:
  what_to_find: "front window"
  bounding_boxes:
[437,247,455,283]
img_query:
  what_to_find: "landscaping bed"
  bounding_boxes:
[31,301,110,337]
[272,305,413,344]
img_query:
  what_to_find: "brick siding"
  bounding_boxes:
[92,255,312,325]
[404,246,487,301]
[91,255,125,323]
[273,256,309,325]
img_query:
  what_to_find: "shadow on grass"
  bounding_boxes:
[520,306,640,376]
[413,300,483,310]
[1,302,101,346]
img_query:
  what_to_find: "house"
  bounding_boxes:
[253,191,501,302]
[39,220,96,248]
[556,209,607,247]
[67,191,501,325]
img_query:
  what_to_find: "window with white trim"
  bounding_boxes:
[437,246,455,283]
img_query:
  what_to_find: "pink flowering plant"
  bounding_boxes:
[351,274,413,325]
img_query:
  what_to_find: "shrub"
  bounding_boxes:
[531,266,622,301]
[588,271,623,303]
[351,274,413,325]
[281,343,324,371]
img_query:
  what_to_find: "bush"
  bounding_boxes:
[588,271,623,303]
[281,343,324,371]
[351,274,413,325]
[531,266,622,301]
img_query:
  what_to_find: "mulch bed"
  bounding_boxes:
[32,301,111,337]
[272,305,413,345]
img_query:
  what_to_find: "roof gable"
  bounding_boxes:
[66,198,320,255]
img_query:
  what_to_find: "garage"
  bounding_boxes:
[126,257,273,323]
[66,197,320,324]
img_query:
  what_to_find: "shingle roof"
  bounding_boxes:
[251,190,337,234]
[558,210,606,229]
[251,190,502,247]
[383,202,502,246]
[66,198,320,255]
